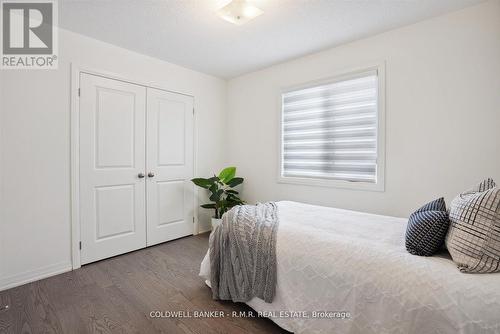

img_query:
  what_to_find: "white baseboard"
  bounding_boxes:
[198,226,212,234]
[0,261,72,292]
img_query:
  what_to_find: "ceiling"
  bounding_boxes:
[59,0,485,78]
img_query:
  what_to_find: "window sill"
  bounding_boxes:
[277,176,385,192]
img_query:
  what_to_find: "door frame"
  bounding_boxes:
[70,63,199,270]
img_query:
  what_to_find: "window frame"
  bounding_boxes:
[277,62,386,192]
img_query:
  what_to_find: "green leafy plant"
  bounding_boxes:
[191,167,245,219]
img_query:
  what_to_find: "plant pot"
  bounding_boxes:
[211,217,222,231]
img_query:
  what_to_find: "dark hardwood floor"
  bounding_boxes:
[0,234,288,334]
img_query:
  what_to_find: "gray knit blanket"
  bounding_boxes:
[209,202,279,303]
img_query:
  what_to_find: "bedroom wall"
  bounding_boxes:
[0,29,226,290]
[226,0,500,218]
[0,70,4,282]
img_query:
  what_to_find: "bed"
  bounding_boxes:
[199,201,500,334]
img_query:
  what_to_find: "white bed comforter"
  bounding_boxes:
[199,201,500,334]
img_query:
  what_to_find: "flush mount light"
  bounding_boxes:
[217,0,263,25]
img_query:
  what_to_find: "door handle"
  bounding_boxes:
[138,173,145,179]
[148,172,155,178]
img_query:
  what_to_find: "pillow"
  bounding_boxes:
[445,178,500,273]
[405,198,450,256]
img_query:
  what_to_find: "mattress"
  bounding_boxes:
[199,201,500,334]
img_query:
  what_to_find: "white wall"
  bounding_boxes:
[0,64,4,284]
[0,29,227,290]
[227,1,500,218]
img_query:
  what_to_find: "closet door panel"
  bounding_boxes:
[79,73,147,265]
[146,88,194,246]
[157,100,185,165]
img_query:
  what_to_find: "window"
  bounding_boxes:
[280,66,385,191]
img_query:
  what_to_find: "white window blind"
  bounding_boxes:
[281,71,379,183]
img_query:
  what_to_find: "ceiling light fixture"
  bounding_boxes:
[217,0,263,26]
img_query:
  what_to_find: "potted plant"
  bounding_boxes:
[191,167,245,230]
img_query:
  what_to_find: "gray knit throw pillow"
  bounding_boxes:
[445,178,500,273]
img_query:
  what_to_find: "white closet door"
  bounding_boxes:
[79,73,147,265]
[146,88,194,246]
